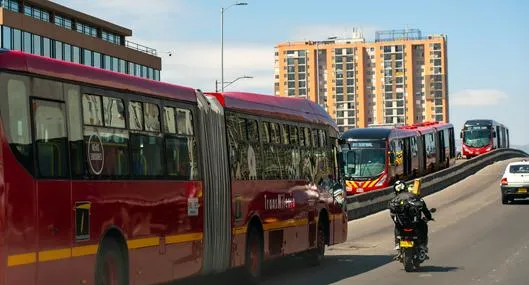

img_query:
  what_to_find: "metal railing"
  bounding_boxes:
[125,40,157,56]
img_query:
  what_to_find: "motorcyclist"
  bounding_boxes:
[389,180,433,255]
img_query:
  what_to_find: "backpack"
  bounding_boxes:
[389,195,422,227]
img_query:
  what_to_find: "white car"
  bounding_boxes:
[501,160,529,204]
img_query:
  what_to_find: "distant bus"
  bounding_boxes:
[0,50,347,285]
[339,122,456,195]
[460,119,509,158]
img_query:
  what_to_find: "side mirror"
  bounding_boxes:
[430,208,437,213]
[493,132,497,138]
[459,132,463,139]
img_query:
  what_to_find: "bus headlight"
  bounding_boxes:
[375,174,387,187]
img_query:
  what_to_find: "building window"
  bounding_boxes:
[104,55,111,70]
[142,66,147,79]
[24,5,50,22]
[32,34,41,55]
[119,59,126,74]
[64,43,71,62]
[12,28,21,51]
[83,49,93,66]
[102,31,120,45]
[2,26,12,49]
[154,70,160,81]
[128,62,135,76]
[93,52,101,68]
[43,37,51,57]
[112,57,119,72]
[22,31,31,53]
[55,15,72,30]
[76,22,97,37]
[1,0,19,12]
[148,68,153,79]
[54,40,63,60]
[72,46,81,63]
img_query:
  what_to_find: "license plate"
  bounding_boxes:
[357,188,364,193]
[518,188,527,193]
[400,240,414,248]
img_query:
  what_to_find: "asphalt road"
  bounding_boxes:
[259,157,529,285]
[178,158,529,285]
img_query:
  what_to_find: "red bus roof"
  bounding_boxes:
[0,50,197,103]
[398,121,453,133]
[207,92,338,130]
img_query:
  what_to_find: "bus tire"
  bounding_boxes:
[95,238,128,285]
[244,226,263,284]
[306,220,326,266]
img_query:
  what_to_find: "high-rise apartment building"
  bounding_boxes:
[0,0,161,80]
[274,29,448,132]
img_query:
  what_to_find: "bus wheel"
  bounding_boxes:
[95,238,128,285]
[306,221,326,266]
[244,226,263,284]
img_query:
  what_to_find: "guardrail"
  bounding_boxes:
[346,148,529,221]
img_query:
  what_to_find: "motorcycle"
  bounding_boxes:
[396,208,436,272]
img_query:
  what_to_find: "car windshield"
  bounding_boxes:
[510,164,529,174]
[463,129,490,148]
[343,148,386,179]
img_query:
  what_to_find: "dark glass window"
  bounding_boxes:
[33,100,68,178]
[175,108,193,135]
[128,101,143,130]
[166,136,198,180]
[130,133,164,177]
[103,97,126,128]
[289,125,298,144]
[0,74,33,174]
[82,94,103,126]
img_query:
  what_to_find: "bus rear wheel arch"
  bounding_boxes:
[306,210,329,266]
[95,230,129,285]
[244,218,264,284]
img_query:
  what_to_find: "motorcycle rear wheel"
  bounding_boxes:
[403,249,415,272]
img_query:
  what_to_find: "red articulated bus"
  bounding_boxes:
[460,119,509,159]
[340,121,456,195]
[0,50,347,285]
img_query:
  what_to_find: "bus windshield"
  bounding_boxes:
[343,148,386,179]
[463,129,491,148]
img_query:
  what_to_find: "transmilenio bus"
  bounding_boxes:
[340,122,456,195]
[460,119,509,158]
[0,50,347,285]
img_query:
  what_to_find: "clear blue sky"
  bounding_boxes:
[58,0,529,145]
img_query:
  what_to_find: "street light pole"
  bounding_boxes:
[221,7,224,92]
[223,75,253,90]
[221,2,248,92]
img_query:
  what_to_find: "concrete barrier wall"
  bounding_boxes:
[346,149,529,221]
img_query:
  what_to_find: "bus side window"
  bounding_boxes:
[0,74,33,174]
[260,121,270,143]
[247,120,259,142]
[66,84,84,177]
[33,100,69,178]
[299,127,305,147]
[289,125,298,145]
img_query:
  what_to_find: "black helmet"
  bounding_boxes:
[393,180,406,194]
